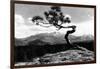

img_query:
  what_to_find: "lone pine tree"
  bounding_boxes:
[32,6,76,49]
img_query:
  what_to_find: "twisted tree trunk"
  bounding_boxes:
[64,27,76,48]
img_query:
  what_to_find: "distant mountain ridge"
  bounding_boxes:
[15,33,94,46]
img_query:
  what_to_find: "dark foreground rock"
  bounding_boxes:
[15,47,94,66]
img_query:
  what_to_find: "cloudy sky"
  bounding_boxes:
[15,3,94,38]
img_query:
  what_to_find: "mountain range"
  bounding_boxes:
[15,32,94,46]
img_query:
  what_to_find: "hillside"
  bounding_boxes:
[15,32,94,46]
[14,33,94,63]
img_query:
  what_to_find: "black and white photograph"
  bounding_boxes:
[11,1,96,68]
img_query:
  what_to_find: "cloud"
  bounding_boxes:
[15,14,25,26]
[15,14,30,38]
[73,20,94,36]
[15,14,94,38]
[15,14,57,38]
[59,20,94,36]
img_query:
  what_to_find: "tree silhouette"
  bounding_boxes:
[32,6,76,49]
[32,16,43,25]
